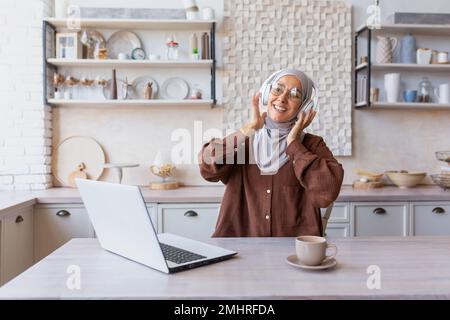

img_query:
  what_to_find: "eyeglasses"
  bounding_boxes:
[270,82,302,102]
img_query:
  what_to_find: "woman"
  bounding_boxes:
[198,68,344,237]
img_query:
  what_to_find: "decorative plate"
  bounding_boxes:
[106,31,142,59]
[132,76,159,99]
[161,77,190,100]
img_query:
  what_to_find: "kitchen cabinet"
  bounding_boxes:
[34,204,95,262]
[1,207,34,285]
[326,202,350,223]
[351,202,409,236]
[146,204,157,227]
[324,223,350,238]
[157,203,220,240]
[410,202,450,236]
[321,202,350,237]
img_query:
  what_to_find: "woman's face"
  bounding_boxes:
[267,75,303,123]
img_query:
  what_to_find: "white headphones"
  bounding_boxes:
[259,70,319,113]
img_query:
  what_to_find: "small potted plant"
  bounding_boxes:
[191,47,199,60]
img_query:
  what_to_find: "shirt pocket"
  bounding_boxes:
[281,185,302,227]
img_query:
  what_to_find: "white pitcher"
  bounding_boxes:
[434,83,450,104]
[376,36,398,64]
[384,73,401,103]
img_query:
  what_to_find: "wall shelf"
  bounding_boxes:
[354,23,450,109]
[43,18,217,106]
[357,102,450,110]
[43,18,215,30]
[356,24,450,36]
[47,58,213,68]
[48,99,214,108]
[372,63,450,72]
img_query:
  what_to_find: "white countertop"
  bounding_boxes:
[1,236,450,299]
[1,185,449,215]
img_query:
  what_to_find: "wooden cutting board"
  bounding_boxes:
[149,181,179,190]
[352,180,384,189]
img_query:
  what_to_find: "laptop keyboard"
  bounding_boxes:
[159,243,206,265]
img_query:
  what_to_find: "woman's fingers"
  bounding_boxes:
[303,110,316,129]
[262,111,267,120]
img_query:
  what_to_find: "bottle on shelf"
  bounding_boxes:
[201,32,210,59]
[418,76,432,103]
[166,35,179,60]
[110,69,118,100]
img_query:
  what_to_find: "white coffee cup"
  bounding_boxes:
[437,51,449,64]
[117,52,128,60]
[435,83,450,104]
[295,236,338,266]
[384,73,401,103]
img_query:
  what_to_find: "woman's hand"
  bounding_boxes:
[287,109,316,146]
[239,92,267,136]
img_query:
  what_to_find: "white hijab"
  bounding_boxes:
[252,68,315,175]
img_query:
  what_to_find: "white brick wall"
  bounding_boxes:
[0,0,53,191]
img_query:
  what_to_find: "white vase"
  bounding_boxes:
[384,73,401,103]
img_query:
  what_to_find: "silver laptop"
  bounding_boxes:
[75,179,237,274]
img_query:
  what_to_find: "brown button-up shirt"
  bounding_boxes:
[198,130,344,237]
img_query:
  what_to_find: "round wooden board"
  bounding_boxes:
[149,181,179,190]
[352,180,384,189]
[53,136,105,187]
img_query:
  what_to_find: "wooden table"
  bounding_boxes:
[1,236,450,299]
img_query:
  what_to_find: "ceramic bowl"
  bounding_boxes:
[436,151,450,164]
[385,171,426,188]
[431,174,450,190]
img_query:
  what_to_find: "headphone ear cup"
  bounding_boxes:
[259,70,280,106]
[262,83,271,106]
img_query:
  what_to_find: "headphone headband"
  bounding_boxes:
[259,70,318,112]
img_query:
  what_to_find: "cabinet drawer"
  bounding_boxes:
[145,203,157,227]
[157,203,220,240]
[411,202,450,236]
[34,204,94,262]
[352,202,408,236]
[321,202,349,223]
[324,223,350,238]
[2,207,34,285]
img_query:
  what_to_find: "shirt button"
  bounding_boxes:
[266,189,271,194]
[234,147,238,151]
[265,215,270,220]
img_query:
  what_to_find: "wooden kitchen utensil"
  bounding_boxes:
[68,163,88,188]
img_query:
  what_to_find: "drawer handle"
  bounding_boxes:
[15,215,24,223]
[432,207,446,214]
[56,210,71,217]
[184,210,198,217]
[373,208,386,215]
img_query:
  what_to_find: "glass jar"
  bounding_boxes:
[418,77,432,103]
[166,44,179,60]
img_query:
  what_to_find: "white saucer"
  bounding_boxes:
[286,254,337,270]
